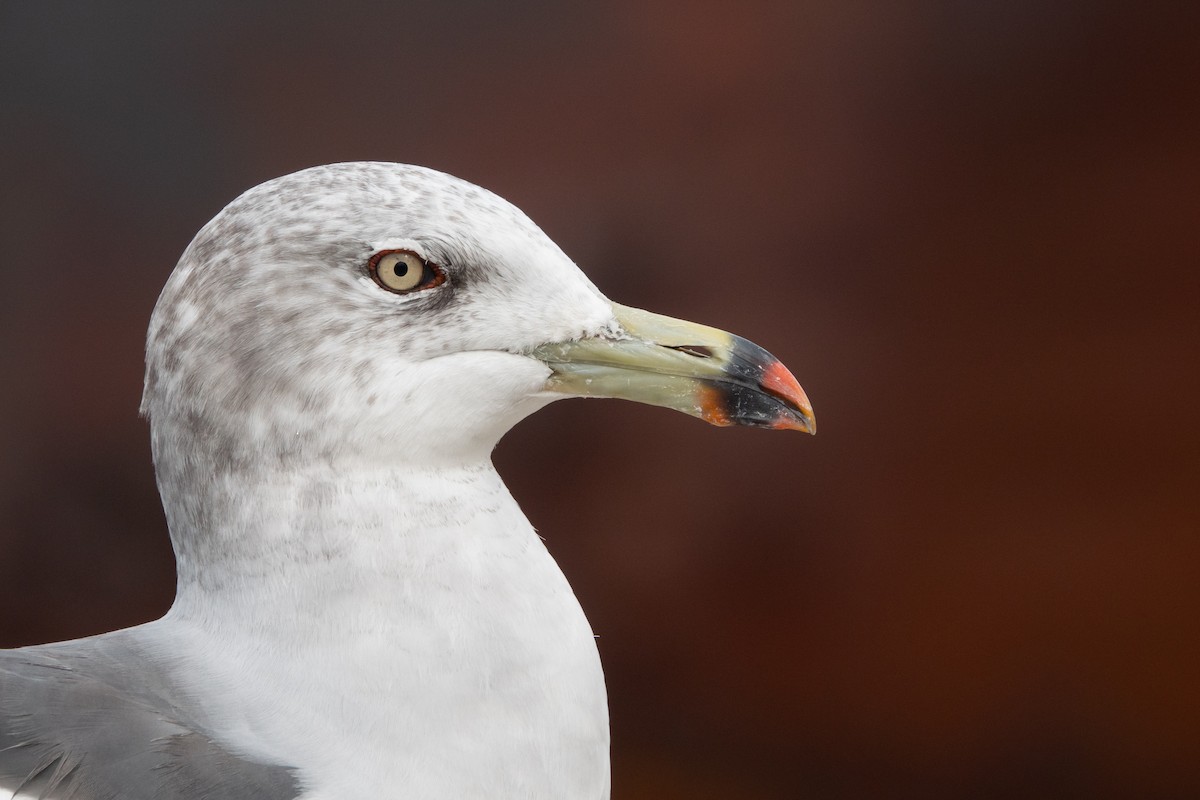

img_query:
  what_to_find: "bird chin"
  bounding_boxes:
[358,351,561,465]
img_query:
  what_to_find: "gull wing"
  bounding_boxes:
[0,633,299,800]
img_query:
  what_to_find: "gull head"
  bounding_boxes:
[141,162,814,481]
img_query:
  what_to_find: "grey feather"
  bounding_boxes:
[0,632,299,800]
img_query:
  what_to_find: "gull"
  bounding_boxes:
[0,162,814,800]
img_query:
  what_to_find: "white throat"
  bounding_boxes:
[157,461,611,799]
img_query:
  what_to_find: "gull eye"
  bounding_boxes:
[368,249,445,294]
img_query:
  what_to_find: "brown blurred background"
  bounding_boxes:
[2,1,1198,797]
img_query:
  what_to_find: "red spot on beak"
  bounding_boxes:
[762,361,816,433]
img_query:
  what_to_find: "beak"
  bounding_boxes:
[530,303,815,433]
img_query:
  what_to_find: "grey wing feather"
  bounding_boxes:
[0,633,299,800]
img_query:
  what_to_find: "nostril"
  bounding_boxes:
[666,344,715,359]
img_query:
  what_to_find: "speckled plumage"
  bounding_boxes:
[142,163,616,583]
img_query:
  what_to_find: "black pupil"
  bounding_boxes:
[393,261,410,277]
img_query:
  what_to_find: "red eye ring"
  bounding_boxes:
[368,249,446,294]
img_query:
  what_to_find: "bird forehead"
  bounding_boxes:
[190,163,575,298]
[229,163,540,245]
